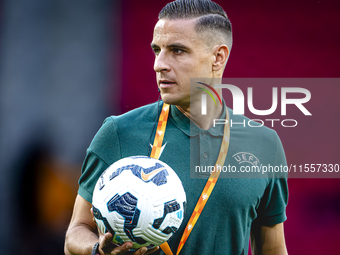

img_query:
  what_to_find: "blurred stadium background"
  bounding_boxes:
[0,0,339,254]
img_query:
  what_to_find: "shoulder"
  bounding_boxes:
[95,101,161,137]
[113,101,161,122]
[88,101,161,159]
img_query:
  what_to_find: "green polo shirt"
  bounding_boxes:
[78,100,288,255]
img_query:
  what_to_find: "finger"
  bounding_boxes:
[90,207,98,228]
[108,242,133,255]
[90,207,95,222]
[132,247,148,255]
[145,246,159,255]
[97,225,104,237]
[99,232,116,253]
[100,232,113,246]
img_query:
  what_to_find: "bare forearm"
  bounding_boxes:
[64,223,99,255]
[251,236,287,255]
[262,246,288,255]
[251,223,288,255]
[252,245,288,255]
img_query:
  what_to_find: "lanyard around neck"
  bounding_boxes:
[150,102,231,255]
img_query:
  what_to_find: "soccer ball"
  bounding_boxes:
[92,156,186,250]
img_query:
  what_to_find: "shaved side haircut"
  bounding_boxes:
[158,0,233,50]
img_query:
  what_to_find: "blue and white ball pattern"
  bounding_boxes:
[92,156,186,250]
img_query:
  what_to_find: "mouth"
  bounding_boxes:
[159,80,176,89]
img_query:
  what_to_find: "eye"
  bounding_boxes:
[173,48,184,54]
[152,48,161,56]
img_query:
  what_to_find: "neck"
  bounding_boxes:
[176,94,223,130]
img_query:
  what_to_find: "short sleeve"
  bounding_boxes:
[78,117,121,203]
[255,132,289,225]
[78,151,109,203]
[255,177,288,225]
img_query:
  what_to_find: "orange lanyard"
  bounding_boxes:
[150,102,230,255]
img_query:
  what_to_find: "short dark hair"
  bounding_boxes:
[158,0,232,49]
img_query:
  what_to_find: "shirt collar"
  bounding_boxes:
[169,99,227,137]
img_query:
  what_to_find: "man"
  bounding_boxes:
[64,0,288,254]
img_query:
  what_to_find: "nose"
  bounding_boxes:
[154,50,171,73]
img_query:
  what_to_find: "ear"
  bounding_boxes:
[212,45,229,72]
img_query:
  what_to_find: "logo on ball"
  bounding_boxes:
[110,162,169,186]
